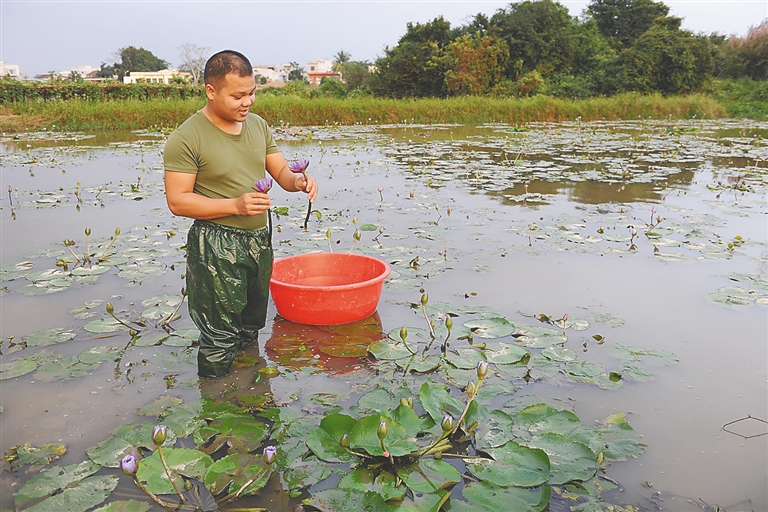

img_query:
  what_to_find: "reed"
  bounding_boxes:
[0,93,728,133]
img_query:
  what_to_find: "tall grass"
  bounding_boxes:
[0,93,727,133]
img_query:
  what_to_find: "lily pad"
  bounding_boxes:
[8,442,67,469]
[462,317,515,339]
[306,413,356,462]
[23,475,118,512]
[397,458,462,493]
[339,469,407,501]
[419,381,464,425]
[137,447,212,496]
[204,452,273,497]
[452,480,551,512]
[15,460,101,507]
[22,327,77,348]
[468,441,550,487]
[193,413,268,454]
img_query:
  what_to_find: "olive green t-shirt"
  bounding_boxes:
[163,111,280,230]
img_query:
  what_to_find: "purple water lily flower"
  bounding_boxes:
[253,177,273,193]
[263,445,277,464]
[152,425,167,446]
[120,451,138,475]
[289,158,310,176]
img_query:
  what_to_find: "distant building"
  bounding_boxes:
[0,61,21,79]
[253,63,290,83]
[305,59,341,85]
[123,69,191,84]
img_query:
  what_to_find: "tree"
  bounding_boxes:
[342,61,371,90]
[178,43,209,84]
[333,50,351,72]
[720,19,768,79]
[287,62,304,82]
[444,33,509,95]
[111,46,169,79]
[617,17,714,94]
[490,0,581,77]
[369,17,453,97]
[587,0,670,49]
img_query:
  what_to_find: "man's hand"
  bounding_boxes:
[295,173,319,203]
[234,191,271,216]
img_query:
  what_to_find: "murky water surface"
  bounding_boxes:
[1,120,766,511]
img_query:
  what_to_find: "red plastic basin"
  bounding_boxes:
[270,253,391,325]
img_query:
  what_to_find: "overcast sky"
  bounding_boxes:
[1,0,766,76]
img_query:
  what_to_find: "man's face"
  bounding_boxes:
[207,73,256,123]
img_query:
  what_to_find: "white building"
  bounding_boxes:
[253,63,289,83]
[0,61,21,79]
[123,69,191,84]
[307,59,333,74]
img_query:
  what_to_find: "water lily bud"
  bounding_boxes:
[85,227,91,236]
[399,326,408,342]
[466,380,476,396]
[477,361,489,380]
[409,190,415,198]
[120,452,138,475]
[445,316,453,331]
[382,450,389,458]
[106,303,114,314]
[421,293,428,306]
[326,229,332,240]
[263,445,277,464]
[129,329,137,337]
[377,420,387,441]
[181,286,187,296]
[441,414,454,433]
[399,397,413,409]
[467,421,478,433]
[562,313,568,324]
[353,230,361,241]
[340,434,350,448]
[152,425,167,446]
[114,227,121,236]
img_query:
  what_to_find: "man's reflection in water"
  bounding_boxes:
[197,313,384,510]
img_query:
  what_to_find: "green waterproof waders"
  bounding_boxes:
[186,220,273,379]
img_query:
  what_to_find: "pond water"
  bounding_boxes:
[0,119,766,511]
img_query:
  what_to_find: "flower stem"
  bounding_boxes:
[451,377,485,436]
[132,475,174,511]
[303,198,312,231]
[156,445,185,503]
[421,303,436,340]
[216,465,271,504]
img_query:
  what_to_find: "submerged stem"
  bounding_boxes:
[157,445,185,503]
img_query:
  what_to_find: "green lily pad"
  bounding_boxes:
[484,342,530,365]
[468,441,550,487]
[525,433,597,485]
[15,460,101,507]
[452,480,551,512]
[368,339,414,360]
[397,458,462,493]
[541,345,578,362]
[284,459,333,492]
[349,414,418,457]
[358,388,397,413]
[339,469,407,501]
[462,317,515,339]
[590,312,625,327]
[193,413,268,454]
[610,344,678,366]
[397,354,443,373]
[91,500,152,512]
[159,403,207,438]
[204,453,273,497]
[597,412,646,461]
[514,325,566,348]
[22,327,77,347]
[564,361,622,390]
[476,409,516,449]
[0,357,40,380]
[302,488,389,512]
[445,347,485,369]
[23,475,118,512]
[83,316,123,333]
[419,381,464,425]
[136,396,183,416]
[8,442,67,469]
[87,423,174,467]
[306,413,356,462]
[137,447,212,495]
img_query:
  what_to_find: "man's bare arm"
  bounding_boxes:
[266,153,318,203]
[164,170,270,219]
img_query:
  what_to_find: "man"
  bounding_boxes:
[163,50,318,379]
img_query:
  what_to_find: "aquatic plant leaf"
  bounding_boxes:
[83,316,122,333]
[610,344,678,366]
[359,223,378,231]
[204,453,273,497]
[367,339,413,360]
[0,357,39,379]
[452,480,551,512]
[476,409,516,449]
[193,413,268,454]
[419,382,464,424]
[349,414,418,457]
[302,488,389,512]
[0,260,35,281]
[564,361,622,390]
[339,469,407,501]
[386,403,424,438]
[15,460,101,507]
[462,317,515,339]
[397,354,442,373]
[513,325,566,348]
[137,447,212,496]
[132,330,169,347]
[159,404,207,438]
[71,264,111,276]
[621,363,655,381]
[541,345,578,362]
[590,312,625,327]
[136,396,183,416]
[597,412,646,461]
[445,347,485,369]
[513,403,605,455]
[525,433,597,485]
[23,474,118,512]
[318,335,370,357]
[306,413,356,462]
[22,327,77,347]
[398,459,462,493]
[87,423,174,467]
[91,500,152,512]
[484,342,529,365]
[166,328,199,347]
[8,442,67,469]
[357,388,397,413]
[469,441,550,487]
[284,459,333,492]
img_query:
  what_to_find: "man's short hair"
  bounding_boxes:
[204,50,253,87]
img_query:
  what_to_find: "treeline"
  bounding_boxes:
[0,81,204,103]
[362,0,767,98]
